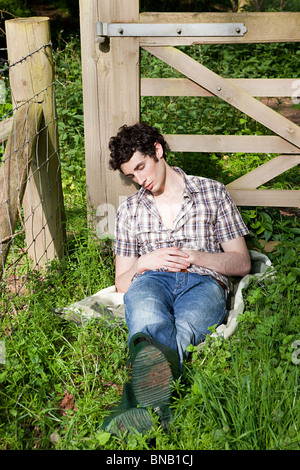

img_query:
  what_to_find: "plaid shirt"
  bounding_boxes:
[114,167,249,290]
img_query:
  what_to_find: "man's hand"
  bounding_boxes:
[115,247,190,293]
[183,237,251,278]
[137,247,190,273]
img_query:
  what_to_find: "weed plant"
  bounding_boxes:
[0,35,299,450]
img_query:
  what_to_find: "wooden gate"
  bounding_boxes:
[79,0,300,238]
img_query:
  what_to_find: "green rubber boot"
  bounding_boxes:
[101,333,180,435]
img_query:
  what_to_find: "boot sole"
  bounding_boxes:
[132,344,173,409]
[106,407,153,435]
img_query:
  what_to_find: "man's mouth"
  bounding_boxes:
[144,182,153,191]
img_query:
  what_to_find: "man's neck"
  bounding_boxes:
[155,165,184,200]
[153,167,185,229]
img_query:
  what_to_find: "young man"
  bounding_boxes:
[102,122,250,435]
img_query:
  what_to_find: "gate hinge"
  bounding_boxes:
[96,22,247,42]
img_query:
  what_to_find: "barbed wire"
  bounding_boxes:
[0,42,52,74]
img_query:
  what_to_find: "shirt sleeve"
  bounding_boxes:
[215,184,249,243]
[113,201,139,257]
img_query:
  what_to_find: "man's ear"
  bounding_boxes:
[154,142,164,159]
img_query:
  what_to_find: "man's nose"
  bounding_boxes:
[136,174,145,186]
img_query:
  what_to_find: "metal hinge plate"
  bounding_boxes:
[96,22,247,41]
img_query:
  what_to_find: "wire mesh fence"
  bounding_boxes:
[0,23,65,295]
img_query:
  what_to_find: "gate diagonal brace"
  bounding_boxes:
[95,22,247,42]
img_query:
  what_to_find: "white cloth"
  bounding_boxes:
[54,250,273,341]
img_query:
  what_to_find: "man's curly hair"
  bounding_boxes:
[109,122,170,171]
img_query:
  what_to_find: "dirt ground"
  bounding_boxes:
[26,1,79,34]
[260,97,300,126]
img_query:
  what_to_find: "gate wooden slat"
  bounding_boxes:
[140,12,300,45]
[141,78,298,98]
[226,155,300,189]
[164,134,300,154]
[227,189,300,207]
[144,46,300,150]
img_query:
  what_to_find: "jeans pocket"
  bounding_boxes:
[208,275,227,301]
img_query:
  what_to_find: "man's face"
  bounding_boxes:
[121,143,166,196]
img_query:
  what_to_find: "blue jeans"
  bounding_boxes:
[124,271,227,366]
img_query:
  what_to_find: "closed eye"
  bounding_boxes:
[125,163,145,179]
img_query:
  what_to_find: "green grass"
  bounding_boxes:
[0,34,299,450]
[0,233,299,450]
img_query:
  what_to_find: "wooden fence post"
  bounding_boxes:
[5,17,65,267]
[0,103,43,275]
[79,0,140,238]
